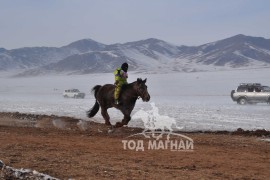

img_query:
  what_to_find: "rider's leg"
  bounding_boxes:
[114,84,122,104]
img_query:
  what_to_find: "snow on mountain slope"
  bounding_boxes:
[0,39,107,72]
[15,50,136,76]
[1,35,270,76]
[62,38,106,53]
[176,34,270,67]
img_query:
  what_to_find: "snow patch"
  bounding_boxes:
[0,160,59,180]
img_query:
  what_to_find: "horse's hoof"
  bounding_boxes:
[105,122,112,126]
[115,122,123,128]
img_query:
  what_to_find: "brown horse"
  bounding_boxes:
[87,78,150,127]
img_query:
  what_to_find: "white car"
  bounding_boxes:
[231,83,270,105]
[63,89,85,99]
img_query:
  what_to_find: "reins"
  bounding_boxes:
[125,81,147,100]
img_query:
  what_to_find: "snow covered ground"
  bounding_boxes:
[0,68,270,131]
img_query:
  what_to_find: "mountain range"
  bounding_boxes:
[1,34,270,76]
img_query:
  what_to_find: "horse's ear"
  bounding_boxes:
[143,78,147,83]
[137,78,142,82]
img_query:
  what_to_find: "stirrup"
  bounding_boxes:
[115,100,120,105]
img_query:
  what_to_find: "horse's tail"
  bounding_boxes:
[92,85,101,99]
[87,85,101,118]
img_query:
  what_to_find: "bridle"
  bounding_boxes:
[136,85,148,100]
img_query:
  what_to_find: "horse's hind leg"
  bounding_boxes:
[101,108,111,126]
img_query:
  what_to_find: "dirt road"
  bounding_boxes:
[0,112,269,179]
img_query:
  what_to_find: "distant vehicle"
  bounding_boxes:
[231,83,270,105]
[63,89,85,99]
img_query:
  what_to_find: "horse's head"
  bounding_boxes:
[135,78,150,102]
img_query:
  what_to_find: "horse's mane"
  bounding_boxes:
[121,79,140,91]
[105,78,142,90]
[121,82,134,91]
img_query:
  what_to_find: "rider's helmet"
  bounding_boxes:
[121,62,129,72]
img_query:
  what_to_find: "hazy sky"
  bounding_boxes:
[1,0,270,49]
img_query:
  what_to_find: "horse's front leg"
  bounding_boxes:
[115,108,133,127]
[122,113,131,125]
[115,114,131,128]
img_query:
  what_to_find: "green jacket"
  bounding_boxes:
[114,68,128,85]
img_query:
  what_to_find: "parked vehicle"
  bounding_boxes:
[231,83,270,105]
[63,89,85,99]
